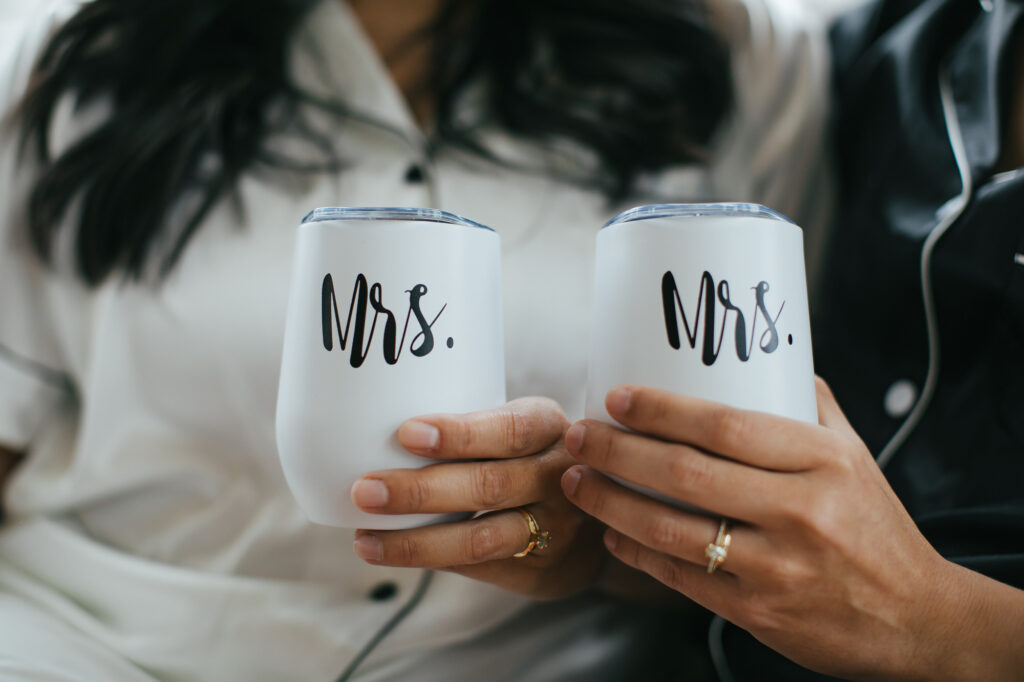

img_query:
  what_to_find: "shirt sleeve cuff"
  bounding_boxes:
[0,348,69,450]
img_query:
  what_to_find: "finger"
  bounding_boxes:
[604,385,832,471]
[443,514,604,600]
[814,376,858,437]
[564,420,785,520]
[440,561,541,597]
[562,465,765,572]
[351,449,570,514]
[353,509,533,568]
[603,530,743,623]
[442,561,574,601]
[398,396,568,459]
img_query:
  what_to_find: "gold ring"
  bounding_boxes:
[705,518,732,574]
[512,507,551,558]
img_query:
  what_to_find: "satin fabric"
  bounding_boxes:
[720,1,1024,678]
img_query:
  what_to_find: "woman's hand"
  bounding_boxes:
[349,397,608,600]
[560,379,1024,681]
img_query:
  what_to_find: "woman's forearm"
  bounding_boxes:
[919,561,1024,681]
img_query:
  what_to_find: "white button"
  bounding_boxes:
[884,380,918,418]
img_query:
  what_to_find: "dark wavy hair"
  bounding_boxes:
[17,0,733,285]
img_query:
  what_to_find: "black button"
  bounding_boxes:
[404,164,425,184]
[368,581,398,602]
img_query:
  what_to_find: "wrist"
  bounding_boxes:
[904,559,1024,681]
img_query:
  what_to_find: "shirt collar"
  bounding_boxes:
[948,0,1024,181]
[290,0,425,147]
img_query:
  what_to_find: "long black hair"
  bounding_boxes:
[17,0,733,285]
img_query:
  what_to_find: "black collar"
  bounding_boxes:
[948,0,1024,181]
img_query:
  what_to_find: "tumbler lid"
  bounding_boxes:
[603,203,795,228]
[302,207,493,232]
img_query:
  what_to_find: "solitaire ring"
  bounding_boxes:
[512,507,551,558]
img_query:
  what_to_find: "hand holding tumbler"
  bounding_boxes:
[585,203,817,507]
[276,208,506,529]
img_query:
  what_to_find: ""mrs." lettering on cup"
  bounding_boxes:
[661,270,791,366]
[321,273,452,368]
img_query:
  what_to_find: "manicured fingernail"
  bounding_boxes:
[604,529,619,552]
[562,466,583,496]
[565,423,586,455]
[606,387,632,416]
[351,479,389,509]
[353,533,382,562]
[398,420,440,453]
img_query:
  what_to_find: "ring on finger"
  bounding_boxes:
[512,507,551,558]
[704,518,732,574]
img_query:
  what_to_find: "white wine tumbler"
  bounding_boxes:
[276,208,506,529]
[585,203,817,507]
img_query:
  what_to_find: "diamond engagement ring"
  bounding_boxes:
[705,518,732,574]
[512,507,550,558]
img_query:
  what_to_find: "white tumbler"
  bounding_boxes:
[276,207,506,529]
[585,203,817,507]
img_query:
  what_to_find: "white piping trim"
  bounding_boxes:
[708,615,736,682]
[876,60,973,468]
[987,167,1024,186]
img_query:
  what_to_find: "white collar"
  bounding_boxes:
[292,0,426,146]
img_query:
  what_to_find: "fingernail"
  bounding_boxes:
[564,423,586,455]
[351,479,389,509]
[604,529,619,552]
[398,420,440,453]
[353,533,382,562]
[562,466,583,496]
[606,387,632,416]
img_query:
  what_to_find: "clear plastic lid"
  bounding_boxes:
[302,207,493,232]
[603,203,795,228]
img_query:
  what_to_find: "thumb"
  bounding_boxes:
[815,376,858,437]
